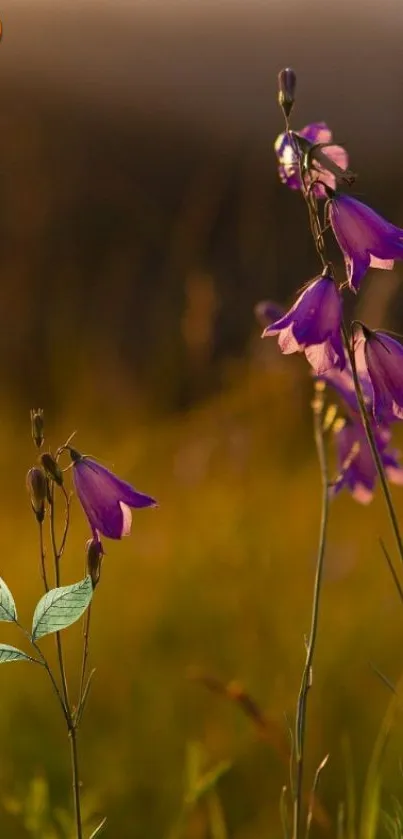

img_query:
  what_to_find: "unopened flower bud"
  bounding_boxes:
[278,67,296,118]
[30,409,44,449]
[41,453,63,486]
[86,538,104,588]
[26,467,47,523]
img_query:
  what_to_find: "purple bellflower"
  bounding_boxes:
[274,122,349,193]
[262,272,345,375]
[328,192,403,292]
[333,420,403,504]
[358,328,403,423]
[70,448,157,540]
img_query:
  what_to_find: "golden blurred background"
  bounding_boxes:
[1,1,403,836]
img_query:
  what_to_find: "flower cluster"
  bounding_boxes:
[259,69,403,503]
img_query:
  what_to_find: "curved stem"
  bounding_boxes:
[292,387,330,839]
[342,321,403,565]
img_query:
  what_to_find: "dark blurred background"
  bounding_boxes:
[3,0,403,417]
[2,2,403,838]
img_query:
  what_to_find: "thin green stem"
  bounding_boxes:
[78,603,92,715]
[69,727,83,839]
[38,520,49,592]
[48,480,83,839]
[49,484,70,709]
[292,388,330,839]
[15,620,70,726]
[342,322,403,565]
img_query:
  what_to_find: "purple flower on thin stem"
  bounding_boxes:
[357,327,403,423]
[70,448,157,540]
[328,191,403,292]
[274,122,350,193]
[262,272,345,375]
[333,419,403,504]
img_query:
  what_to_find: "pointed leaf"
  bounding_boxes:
[89,817,107,838]
[32,576,93,641]
[0,577,17,622]
[0,644,37,663]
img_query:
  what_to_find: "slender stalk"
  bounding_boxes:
[379,539,403,603]
[15,619,70,725]
[49,484,70,709]
[342,322,403,565]
[38,520,49,592]
[69,727,83,839]
[79,603,92,712]
[292,387,330,839]
[48,480,83,839]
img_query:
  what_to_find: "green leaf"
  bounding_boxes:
[89,817,107,838]
[32,577,93,641]
[0,577,17,622]
[0,644,36,663]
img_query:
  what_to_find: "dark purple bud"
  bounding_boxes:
[26,467,47,523]
[278,67,297,118]
[30,409,44,449]
[86,538,104,588]
[41,453,63,486]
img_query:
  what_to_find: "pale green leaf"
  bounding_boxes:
[0,644,36,663]
[0,577,17,622]
[32,577,93,641]
[89,817,107,837]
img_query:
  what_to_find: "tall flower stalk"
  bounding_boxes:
[293,382,330,839]
[22,412,157,838]
[267,68,403,839]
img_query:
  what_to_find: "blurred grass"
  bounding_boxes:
[0,359,403,837]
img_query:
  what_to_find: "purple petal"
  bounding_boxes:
[305,338,343,375]
[299,122,332,145]
[278,324,302,353]
[73,456,156,540]
[78,459,157,508]
[329,194,403,290]
[365,333,403,422]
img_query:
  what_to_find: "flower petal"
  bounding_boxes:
[305,341,340,375]
[120,502,132,536]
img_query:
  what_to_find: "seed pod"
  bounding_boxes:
[41,453,64,486]
[30,409,44,449]
[86,538,104,588]
[26,467,47,523]
[278,67,297,118]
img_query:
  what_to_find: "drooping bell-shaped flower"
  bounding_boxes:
[274,122,350,193]
[70,448,157,540]
[262,272,345,375]
[332,420,403,504]
[328,191,403,292]
[358,328,403,423]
